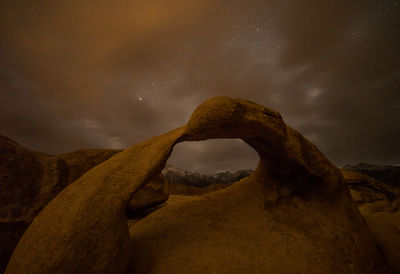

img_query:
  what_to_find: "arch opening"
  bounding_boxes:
[166,139,259,174]
[162,138,259,195]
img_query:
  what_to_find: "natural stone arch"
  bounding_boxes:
[182,97,343,205]
[5,97,393,273]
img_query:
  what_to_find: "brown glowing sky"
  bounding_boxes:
[1,0,399,173]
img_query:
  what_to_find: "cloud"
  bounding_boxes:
[0,0,399,171]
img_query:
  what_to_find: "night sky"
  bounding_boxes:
[1,0,399,173]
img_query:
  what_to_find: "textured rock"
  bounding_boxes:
[0,136,69,273]
[127,173,169,216]
[59,149,121,184]
[0,140,170,272]
[6,97,395,273]
[342,170,400,211]
[5,126,185,273]
[59,148,168,216]
[342,170,400,272]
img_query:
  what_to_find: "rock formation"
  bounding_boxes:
[5,97,395,273]
[0,136,69,273]
[59,149,121,184]
[0,139,167,272]
[127,173,169,217]
[162,166,400,272]
[342,170,400,271]
[343,162,400,187]
[59,149,168,215]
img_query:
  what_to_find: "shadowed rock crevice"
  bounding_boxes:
[5,97,395,273]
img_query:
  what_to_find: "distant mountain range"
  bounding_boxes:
[343,163,400,187]
[164,163,400,189]
[163,164,252,187]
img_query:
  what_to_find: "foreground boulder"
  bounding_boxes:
[142,166,400,273]
[0,141,167,272]
[0,136,68,273]
[6,97,395,273]
[342,170,400,272]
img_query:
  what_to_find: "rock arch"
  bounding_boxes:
[6,97,393,273]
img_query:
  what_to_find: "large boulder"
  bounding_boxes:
[0,136,69,273]
[150,166,400,273]
[342,170,400,272]
[6,97,395,273]
[0,140,169,272]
